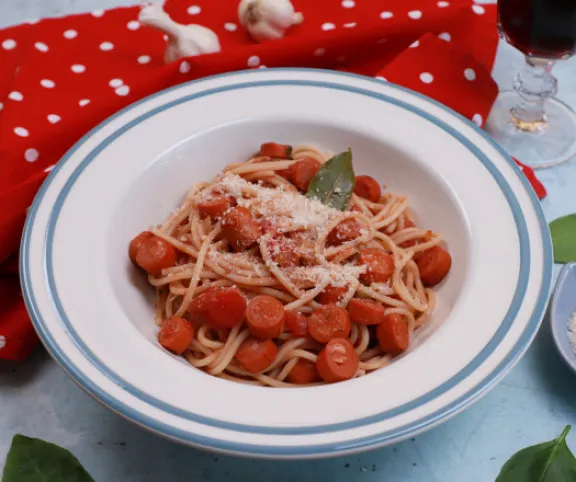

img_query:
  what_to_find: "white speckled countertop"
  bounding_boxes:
[2,1,576,481]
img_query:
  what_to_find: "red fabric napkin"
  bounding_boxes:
[0,0,547,361]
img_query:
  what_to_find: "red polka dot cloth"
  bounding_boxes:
[0,0,546,360]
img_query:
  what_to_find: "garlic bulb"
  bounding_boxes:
[139,2,221,64]
[238,0,303,43]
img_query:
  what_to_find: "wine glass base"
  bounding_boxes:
[485,91,576,169]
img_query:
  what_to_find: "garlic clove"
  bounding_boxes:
[138,1,221,64]
[238,0,303,43]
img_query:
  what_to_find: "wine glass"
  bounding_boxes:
[485,0,576,169]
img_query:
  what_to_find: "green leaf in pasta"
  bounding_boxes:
[306,149,355,210]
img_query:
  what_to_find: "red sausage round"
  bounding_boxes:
[347,298,386,325]
[316,285,347,305]
[359,248,395,285]
[188,286,247,329]
[197,195,235,220]
[157,316,195,355]
[377,313,409,354]
[316,338,359,383]
[235,337,278,373]
[307,305,351,344]
[288,359,321,384]
[259,142,293,159]
[354,175,381,202]
[289,158,321,192]
[285,311,308,337]
[327,219,362,246]
[245,295,285,339]
[416,246,452,286]
[221,206,261,251]
[129,231,177,276]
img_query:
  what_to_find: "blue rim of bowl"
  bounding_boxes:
[550,263,576,373]
[20,69,553,456]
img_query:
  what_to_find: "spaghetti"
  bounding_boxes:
[129,142,452,387]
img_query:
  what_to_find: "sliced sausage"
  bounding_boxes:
[235,337,278,373]
[347,298,385,325]
[377,313,409,354]
[287,359,321,384]
[268,239,300,268]
[284,311,308,337]
[416,245,452,286]
[326,219,362,246]
[289,158,321,192]
[307,305,351,344]
[354,175,381,202]
[316,285,347,305]
[129,231,177,276]
[245,295,285,339]
[188,286,247,329]
[157,316,195,355]
[221,206,261,251]
[259,142,293,159]
[197,195,235,220]
[316,338,359,383]
[359,248,395,285]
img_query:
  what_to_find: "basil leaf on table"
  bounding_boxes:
[549,214,576,263]
[306,149,355,210]
[496,426,576,482]
[2,435,94,482]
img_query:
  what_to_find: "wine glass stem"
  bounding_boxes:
[511,56,558,132]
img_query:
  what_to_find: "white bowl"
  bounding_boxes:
[21,68,552,458]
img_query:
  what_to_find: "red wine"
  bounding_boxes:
[498,0,576,59]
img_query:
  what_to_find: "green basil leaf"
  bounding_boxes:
[306,149,355,210]
[496,426,576,482]
[2,435,94,482]
[549,215,576,263]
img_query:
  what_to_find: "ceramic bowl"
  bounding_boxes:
[21,68,552,458]
[551,263,576,374]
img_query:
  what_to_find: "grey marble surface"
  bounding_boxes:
[2,1,576,482]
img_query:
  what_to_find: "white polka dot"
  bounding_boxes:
[344,22,356,28]
[115,85,130,96]
[109,78,124,88]
[247,55,260,67]
[224,22,237,32]
[163,34,169,41]
[79,99,90,107]
[0,102,3,111]
[464,68,476,81]
[380,11,393,19]
[375,76,387,81]
[47,114,61,124]
[24,148,39,162]
[438,32,451,41]
[321,23,336,31]
[342,0,355,7]
[127,20,140,30]
[313,47,326,56]
[34,42,48,52]
[40,79,55,88]
[8,91,23,101]
[419,72,434,84]
[437,1,450,6]
[472,113,483,126]
[138,55,151,64]
[91,9,104,17]
[409,40,419,48]
[99,42,114,51]
[408,10,422,19]
[71,64,86,73]
[2,39,16,50]
[0,336,5,350]
[14,127,29,137]
[472,5,485,14]
[187,5,201,15]
[258,65,267,69]
[179,61,191,73]
[26,18,39,25]
[44,164,56,173]
[63,29,77,39]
